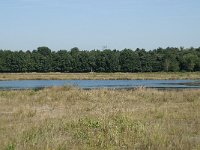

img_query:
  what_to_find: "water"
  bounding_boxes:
[0,80,200,90]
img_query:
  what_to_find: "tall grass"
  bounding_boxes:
[0,72,200,80]
[0,87,200,149]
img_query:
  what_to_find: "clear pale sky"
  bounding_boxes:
[0,0,200,51]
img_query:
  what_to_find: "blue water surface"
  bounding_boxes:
[0,80,199,90]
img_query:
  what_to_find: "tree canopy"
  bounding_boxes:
[0,47,200,72]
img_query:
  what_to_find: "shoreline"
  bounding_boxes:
[0,72,200,80]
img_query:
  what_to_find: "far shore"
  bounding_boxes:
[0,72,200,80]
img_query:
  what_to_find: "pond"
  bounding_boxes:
[0,80,200,90]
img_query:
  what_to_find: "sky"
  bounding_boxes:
[0,0,200,51]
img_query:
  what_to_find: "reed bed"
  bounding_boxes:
[0,72,200,80]
[0,87,200,149]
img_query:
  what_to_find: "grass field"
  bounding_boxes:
[0,87,200,149]
[0,72,200,80]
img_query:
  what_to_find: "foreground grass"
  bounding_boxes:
[0,87,200,150]
[0,72,200,80]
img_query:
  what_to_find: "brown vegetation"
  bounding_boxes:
[0,87,200,149]
[0,72,200,80]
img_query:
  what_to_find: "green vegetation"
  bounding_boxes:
[0,87,200,149]
[0,46,200,73]
[0,72,200,80]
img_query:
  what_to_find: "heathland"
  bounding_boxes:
[0,87,200,150]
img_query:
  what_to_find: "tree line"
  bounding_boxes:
[0,47,200,72]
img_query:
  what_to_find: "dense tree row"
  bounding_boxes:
[0,47,200,72]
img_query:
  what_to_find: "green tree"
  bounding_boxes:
[181,53,198,71]
[119,49,140,72]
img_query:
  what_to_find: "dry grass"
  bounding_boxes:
[0,72,200,80]
[0,87,200,150]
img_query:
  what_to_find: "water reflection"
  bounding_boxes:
[0,80,199,90]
